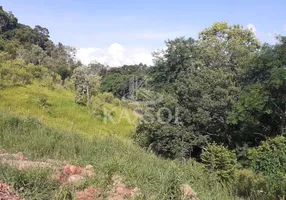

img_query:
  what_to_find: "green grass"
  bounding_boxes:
[0,83,137,138]
[0,84,240,199]
[0,110,239,200]
[0,165,64,200]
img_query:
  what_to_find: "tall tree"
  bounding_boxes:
[197,22,259,75]
[151,37,196,92]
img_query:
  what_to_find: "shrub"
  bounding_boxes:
[38,94,51,108]
[248,136,286,198]
[112,98,121,106]
[234,169,269,199]
[73,66,101,106]
[201,143,236,181]
[134,122,208,159]
[0,60,32,88]
[0,59,55,89]
[88,96,105,117]
[99,92,114,103]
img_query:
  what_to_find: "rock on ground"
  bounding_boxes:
[75,175,138,200]
[0,181,23,200]
[57,164,95,185]
[180,184,200,200]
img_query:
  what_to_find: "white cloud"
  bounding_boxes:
[132,52,153,66]
[247,23,257,35]
[76,43,154,67]
[284,25,286,31]
[246,24,278,44]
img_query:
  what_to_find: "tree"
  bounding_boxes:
[74,66,101,105]
[150,37,196,92]
[197,22,259,75]
[0,7,18,33]
[33,25,50,48]
[176,68,238,145]
[17,45,47,65]
[229,37,286,146]
[88,61,107,75]
[100,64,148,99]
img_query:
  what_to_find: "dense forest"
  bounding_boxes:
[0,5,286,200]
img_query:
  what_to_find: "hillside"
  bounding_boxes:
[0,110,236,200]
[1,5,286,200]
[0,83,137,138]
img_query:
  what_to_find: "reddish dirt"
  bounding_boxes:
[108,175,138,200]
[0,152,201,200]
[0,152,52,170]
[0,152,149,200]
[0,181,23,200]
[56,164,95,185]
[76,186,102,200]
[180,184,200,200]
[75,175,138,200]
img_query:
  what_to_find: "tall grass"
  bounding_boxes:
[0,110,239,199]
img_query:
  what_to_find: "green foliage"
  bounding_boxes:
[0,7,18,33]
[98,92,114,103]
[0,59,32,88]
[88,96,105,117]
[0,165,61,200]
[176,68,238,145]
[73,66,101,105]
[0,6,81,81]
[197,22,259,73]
[100,74,130,98]
[151,37,196,91]
[248,136,286,198]
[230,38,286,146]
[0,59,56,89]
[233,169,269,199]
[38,94,52,108]
[201,144,237,181]
[0,110,237,200]
[0,83,136,137]
[100,64,148,99]
[135,122,208,159]
[1,7,286,198]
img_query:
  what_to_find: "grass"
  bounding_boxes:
[0,165,63,200]
[0,83,239,199]
[0,83,137,138]
[0,110,239,200]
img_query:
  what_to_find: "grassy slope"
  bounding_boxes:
[0,84,239,199]
[0,83,136,138]
[0,111,237,200]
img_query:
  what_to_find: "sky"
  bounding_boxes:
[1,0,286,66]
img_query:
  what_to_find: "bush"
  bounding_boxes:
[0,60,32,88]
[99,92,114,103]
[201,144,237,181]
[0,59,55,89]
[100,74,130,98]
[134,122,208,159]
[234,169,269,199]
[73,66,101,106]
[88,96,105,117]
[248,136,286,198]
[112,98,121,106]
[38,94,51,108]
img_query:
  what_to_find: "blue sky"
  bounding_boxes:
[2,0,286,66]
